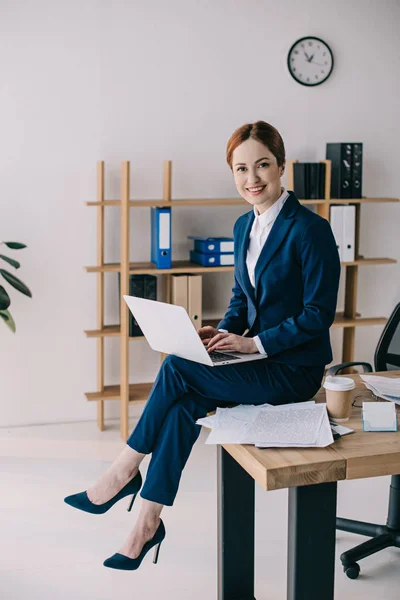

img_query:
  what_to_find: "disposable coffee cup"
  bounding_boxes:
[323,376,356,422]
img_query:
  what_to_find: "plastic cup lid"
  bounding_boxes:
[323,375,355,391]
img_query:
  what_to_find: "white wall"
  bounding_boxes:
[1,0,399,427]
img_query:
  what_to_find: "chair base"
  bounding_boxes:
[337,475,400,579]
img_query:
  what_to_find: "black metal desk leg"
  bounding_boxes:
[287,481,337,600]
[217,446,256,600]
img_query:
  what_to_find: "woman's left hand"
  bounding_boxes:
[206,333,258,354]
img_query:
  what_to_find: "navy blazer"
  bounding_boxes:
[217,191,341,366]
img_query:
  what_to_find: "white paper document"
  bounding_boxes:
[196,401,334,448]
[255,404,333,448]
[330,423,354,436]
[360,375,400,404]
[196,403,272,431]
[362,401,398,432]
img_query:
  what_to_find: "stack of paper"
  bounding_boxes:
[360,375,400,404]
[362,401,398,432]
[196,401,334,448]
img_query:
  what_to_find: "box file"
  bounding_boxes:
[171,274,202,328]
[151,207,172,269]
[171,274,188,312]
[342,205,356,262]
[329,205,356,262]
[188,274,202,329]
[293,162,307,199]
[129,275,145,336]
[118,274,157,336]
[326,143,352,199]
[187,236,234,254]
[293,163,325,199]
[351,143,363,199]
[308,162,325,199]
[190,250,234,267]
[329,206,343,261]
[326,142,363,199]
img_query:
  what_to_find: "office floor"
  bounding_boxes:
[1,419,399,600]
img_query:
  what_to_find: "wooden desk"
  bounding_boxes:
[217,370,400,600]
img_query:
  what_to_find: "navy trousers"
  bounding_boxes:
[127,355,324,506]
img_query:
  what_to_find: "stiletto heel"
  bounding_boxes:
[64,470,142,515]
[127,493,137,512]
[153,542,161,564]
[103,519,166,571]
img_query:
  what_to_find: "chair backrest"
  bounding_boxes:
[374,302,400,372]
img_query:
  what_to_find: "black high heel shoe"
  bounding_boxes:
[103,519,166,570]
[64,470,142,515]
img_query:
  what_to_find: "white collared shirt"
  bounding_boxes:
[219,188,289,356]
[247,187,288,355]
[246,187,289,288]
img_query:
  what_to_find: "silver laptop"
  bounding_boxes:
[123,295,268,367]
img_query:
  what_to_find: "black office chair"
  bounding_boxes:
[326,301,400,579]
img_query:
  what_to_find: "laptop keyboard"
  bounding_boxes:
[209,350,242,363]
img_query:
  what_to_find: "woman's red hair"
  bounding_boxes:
[226,121,285,170]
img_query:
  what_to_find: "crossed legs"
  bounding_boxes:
[88,355,324,558]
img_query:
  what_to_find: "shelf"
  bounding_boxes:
[84,315,222,338]
[332,316,387,328]
[342,257,397,266]
[85,325,134,338]
[86,198,326,207]
[85,316,388,400]
[88,160,400,440]
[85,257,396,274]
[85,382,153,402]
[84,326,143,339]
[86,197,400,207]
[328,198,400,204]
[85,260,235,274]
[203,318,222,330]
[208,315,387,331]
[84,313,387,339]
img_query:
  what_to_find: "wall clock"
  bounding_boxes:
[287,36,334,86]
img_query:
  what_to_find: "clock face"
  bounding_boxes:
[287,36,334,86]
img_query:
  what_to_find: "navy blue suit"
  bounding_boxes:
[127,191,341,505]
[219,190,341,365]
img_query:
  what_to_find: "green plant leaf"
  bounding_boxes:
[0,254,20,269]
[0,285,11,310]
[1,242,27,250]
[0,309,16,332]
[0,269,32,297]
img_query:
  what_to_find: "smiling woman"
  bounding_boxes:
[64,119,340,574]
[226,120,286,214]
[210,119,339,363]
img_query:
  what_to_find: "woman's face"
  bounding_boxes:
[232,138,285,214]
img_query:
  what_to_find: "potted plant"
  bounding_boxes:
[0,241,32,332]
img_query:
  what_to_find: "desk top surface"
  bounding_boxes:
[222,370,400,491]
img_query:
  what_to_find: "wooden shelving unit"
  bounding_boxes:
[86,159,399,440]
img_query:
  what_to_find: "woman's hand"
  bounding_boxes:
[197,325,221,346]
[206,332,258,354]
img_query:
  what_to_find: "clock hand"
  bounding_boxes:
[304,51,310,61]
[307,53,328,67]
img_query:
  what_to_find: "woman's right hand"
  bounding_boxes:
[197,325,219,347]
